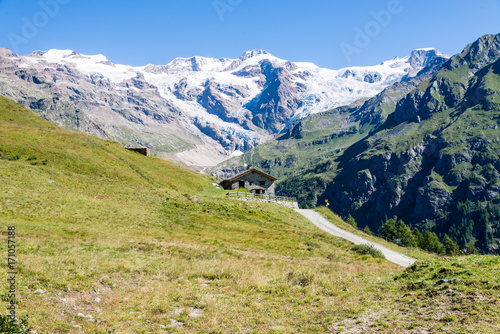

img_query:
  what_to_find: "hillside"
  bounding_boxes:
[275,34,500,253]
[0,95,401,332]
[2,94,500,332]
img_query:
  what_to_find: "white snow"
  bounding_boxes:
[24,49,138,83]
[229,150,244,158]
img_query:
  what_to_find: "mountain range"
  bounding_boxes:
[0,46,448,168]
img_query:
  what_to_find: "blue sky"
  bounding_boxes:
[0,0,499,69]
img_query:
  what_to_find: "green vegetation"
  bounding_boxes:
[346,214,357,228]
[381,256,500,333]
[465,241,480,255]
[378,219,464,256]
[363,225,372,235]
[0,95,402,332]
[2,83,500,333]
[0,315,32,333]
[443,234,460,255]
[351,244,385,259]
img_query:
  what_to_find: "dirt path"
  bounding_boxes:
[296,209,415,267]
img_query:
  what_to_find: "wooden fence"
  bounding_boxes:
[226,191,297,206]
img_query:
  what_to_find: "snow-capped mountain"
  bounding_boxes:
[0,47,449,168]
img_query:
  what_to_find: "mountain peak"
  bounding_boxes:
[458,33,500,68]
[239,49,272,61]
[23,49,111,65]
[407,48,449,68]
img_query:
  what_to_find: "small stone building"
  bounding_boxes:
[125,147,150,156]
[220,168,277,196]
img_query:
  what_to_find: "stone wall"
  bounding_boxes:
[227,196,298,209]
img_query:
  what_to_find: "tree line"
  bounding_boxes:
[346,215,480,255]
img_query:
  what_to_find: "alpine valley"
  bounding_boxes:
[0,46,448,168]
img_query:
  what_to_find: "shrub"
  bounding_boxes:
[304,240,321,250]
[287,270,315,286]
[363,225,373,235]
[1,155,20,161]
[351,244,385,259]
[0,315,32,333]
[346,215,357,228]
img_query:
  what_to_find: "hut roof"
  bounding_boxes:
[225,168,277,182]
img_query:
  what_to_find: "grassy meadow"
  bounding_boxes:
[0,95,499,333]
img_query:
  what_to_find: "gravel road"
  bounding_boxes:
[296,209,416,267]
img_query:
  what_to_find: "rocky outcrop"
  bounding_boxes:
[246,60,306,132]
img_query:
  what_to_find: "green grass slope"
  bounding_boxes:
[1,95,499,333]
[332,255,500,333]
[0,95,401,333]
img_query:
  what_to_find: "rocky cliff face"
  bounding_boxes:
[0,47,448,168]
[277,34,500,253]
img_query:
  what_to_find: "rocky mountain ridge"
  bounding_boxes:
[0,47,448,168]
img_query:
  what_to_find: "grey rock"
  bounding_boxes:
[434,278,462,286]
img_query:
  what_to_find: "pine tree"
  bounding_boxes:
[380,219,398,241]
[412,228,424,248]
[363,225,372,235]
[396,220,416,247]
[478,203,493,251]
[442,234,460,255]
[422,231,445,254]
[465,240,479,255]
[346,215,357,228]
